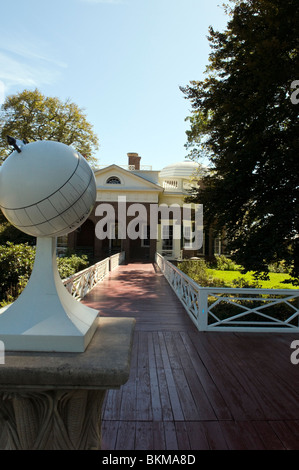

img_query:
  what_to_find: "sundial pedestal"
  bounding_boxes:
[0,317,135,450]
[0,237,99,352]
[0,139,135,449]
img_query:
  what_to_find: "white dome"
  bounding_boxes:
[160,160,200,179]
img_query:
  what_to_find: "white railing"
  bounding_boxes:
[109,251,125,271]
[162,179,179,190]
[63,252,125,300]
[155,253,299,333]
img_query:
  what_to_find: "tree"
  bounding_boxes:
[0,89,99,163]
[181,0,299,283]
[0,211,33,245]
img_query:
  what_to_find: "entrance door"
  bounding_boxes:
[108,223,122,255]
[76,219,95,257]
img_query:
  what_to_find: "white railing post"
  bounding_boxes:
[196,289,208,331]
[109,251,125,272]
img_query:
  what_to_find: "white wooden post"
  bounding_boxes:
[196,289,208,331]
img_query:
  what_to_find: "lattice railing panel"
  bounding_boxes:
[63,252,125,301]
[155,252,299,333]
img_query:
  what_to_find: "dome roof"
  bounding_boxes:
[160,160,200,179]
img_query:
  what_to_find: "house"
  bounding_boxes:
[66,153,225,261]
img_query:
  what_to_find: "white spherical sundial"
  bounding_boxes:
[0,138,99,353]
[0,139,96,238]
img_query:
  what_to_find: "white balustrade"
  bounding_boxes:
[155,252,299,333]
[63,252,125,301]
[110,251,125,271]
[162,179,179,190]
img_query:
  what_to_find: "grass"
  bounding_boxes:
[207,269,296,289]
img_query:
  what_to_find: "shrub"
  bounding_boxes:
[0,242,36,302]
[213,255,241,271]
[57,254,89,279]
[177,259,208,285]
[0,243,89,307]
[231,277,262,288]
[267,260,290,274]
[177,259,226,287]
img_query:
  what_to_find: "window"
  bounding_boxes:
[141,225,150,247]
[196,231,205,255]
[162,225,173,250]
[109,223,121,250]
[214,237,222,255]
[106,176,121,184]
[57,235,68,257]
[183,224,194,249]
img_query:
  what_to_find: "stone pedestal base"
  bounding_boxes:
[0,317,135,450]
[0,389,106,450]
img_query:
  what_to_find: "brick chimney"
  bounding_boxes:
[127,152,141,170]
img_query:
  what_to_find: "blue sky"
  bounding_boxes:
[0,0,229,169]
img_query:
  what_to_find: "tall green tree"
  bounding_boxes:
[181,0,299,282]
[0,89,99,163]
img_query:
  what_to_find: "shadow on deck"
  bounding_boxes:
[82,262,299,450]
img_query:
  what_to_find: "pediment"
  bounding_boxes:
[94,164,163,192]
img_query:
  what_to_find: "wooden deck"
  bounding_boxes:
[82,262,299,450]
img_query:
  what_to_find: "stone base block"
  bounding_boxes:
[0,317,135,450]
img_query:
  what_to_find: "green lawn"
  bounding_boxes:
[206,269,297,289]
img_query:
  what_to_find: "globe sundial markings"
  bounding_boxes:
[0,153,90,225]
[0,154,91,232]
[0,149,96,237]
[13,172,95,229]
[0,155,81,211]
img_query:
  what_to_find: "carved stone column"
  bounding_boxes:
[0,317,135,450]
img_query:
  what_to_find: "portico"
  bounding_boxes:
[67,153,225,261]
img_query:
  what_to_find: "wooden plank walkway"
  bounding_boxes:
[82,262,299,450]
